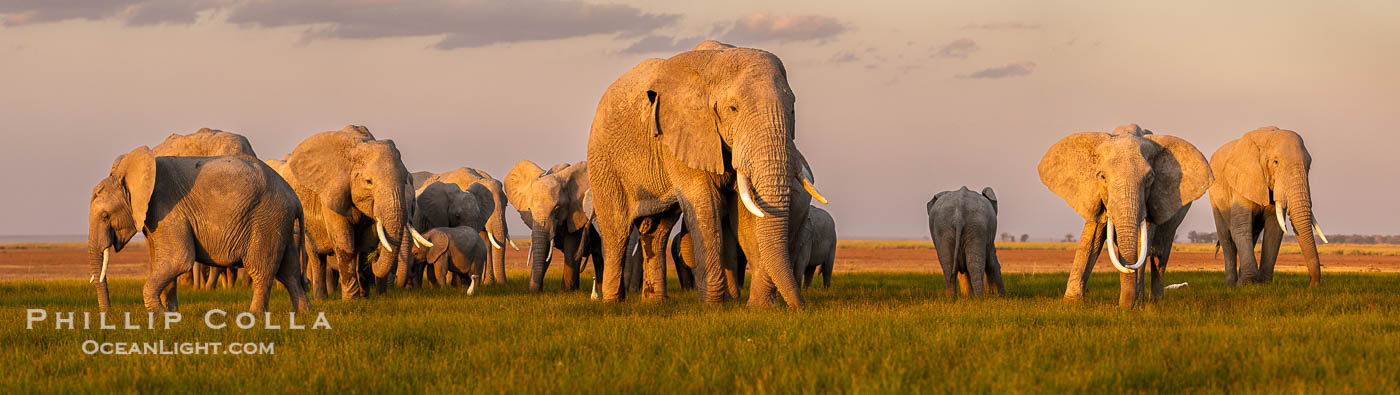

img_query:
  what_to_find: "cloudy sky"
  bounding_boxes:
[2,0,1397,240]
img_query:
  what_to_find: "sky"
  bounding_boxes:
[1,0,1398,240]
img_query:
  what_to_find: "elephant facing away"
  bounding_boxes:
[152,127,259,290]
[286,125,427,300]
[405,181,492,288]
[88,146,312,313]
[418,167,515,285]
[1038,124,1212,307]
[410,226,487,294]
[1209,126,1326,286]
[927,187,1003,297]
[506,160,601,292]
[586,40,828,307]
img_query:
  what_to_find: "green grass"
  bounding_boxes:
[840,240,1400,256]
[2,271,1399,393]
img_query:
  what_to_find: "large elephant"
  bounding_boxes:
[404,181,491,288]
[505,160,601,292]
[409,226,487,294]
[926,187,1003,297]
[285,125,427,299]
[87,146,311,313]
[152,127,259,289]
[586,40,827,307]
[417,167,515,285]
[1209,126,1326,286]
[1038,124,1212,307]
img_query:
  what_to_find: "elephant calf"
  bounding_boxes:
[926,187,1005,297]
[410,226,488,294]
[791,206,837,289]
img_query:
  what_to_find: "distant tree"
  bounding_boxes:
[1187,231,1200,243]
[1020,234,1029,242]
[1063,233,1075,242]
[1000,232,1014,242]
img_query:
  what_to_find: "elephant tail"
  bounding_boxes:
[1213,241,1220,259]
[295,210,308,289]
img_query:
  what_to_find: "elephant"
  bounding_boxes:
[152,127,259,289]
[1209,126,1326,286]
[404,181,492,288]
[1038,124,1212,307]
[87,146,312,313]
[284,125,429,299]
[585,40,828,307]
[417,167,516,285]
[926,187,1003,297]
[792,206,836,290]
[505,160,602,292]
[409,226,487,294]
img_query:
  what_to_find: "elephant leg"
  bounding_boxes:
[1259,206,1285,283]
[933,231,959,297]
[275,240,314,313]
[1230,206,1262,284]
[670,232,695,291]
[1214,208,1240,286]
[190,263,203,288]
[332,250,362,299]
[226,267,239,288]
[679,193,729,304]
[821,256,834,289]
[639,215,677,299]
[594,210,632,302]
[145,241,194,314]
[803,264,816,289]
[203,266,221,289]
[1064,220,1106,301]
[1118,269,1143,307]
[722,220,744,299]
[965,232,988,297]
[161,282,178,312]
[560,233,582,291]
[986,244,1004,296]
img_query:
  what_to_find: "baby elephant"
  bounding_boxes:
[410,226,487,295]
[791,206,837,289]
[926,187,1005,297]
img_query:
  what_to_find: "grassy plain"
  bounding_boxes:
[3,270,1399,393]
[839,240,1400,256]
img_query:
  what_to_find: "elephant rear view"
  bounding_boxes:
[152,127,260,289]
[1209,126,1326,286]
[286,125,428,300]
[87,146,311,313]
[1039,124,1212,307]
[926,187,1004,297]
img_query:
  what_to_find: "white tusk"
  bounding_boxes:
[99,247,110,283]
[1165,282,1188,290]
[1314,223,1329,244]
[1105,217,1131,273]
[1276,204,1289,234]
[467,275,478,296]
[410,226,433,248]
[376,220,394,253]
[630,239,641,257]
[590,279,599,300]
[1124,221,1149,271]
[545,238,553,264]
[525,247,532,265]
[487,230,502,250]
[736,172,767,218]
[508,237,520,251]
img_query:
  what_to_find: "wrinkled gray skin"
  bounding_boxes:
[405,181,492,288]
[1210,126,1324,286]
[506,160,601,292]
[151,127,258,290]
[409,226,487,289]
[88,146,311,313]
[927,187,1003,297]
[286,125,415,300]
[792,206,836,289]
[415,168,513,285]
[587,40,812,307]
[1039,124,1212,307]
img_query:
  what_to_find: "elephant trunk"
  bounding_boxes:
[373,201,407,280]
[743,105,804,308]
[87,226,112,312]
[489,215,509,283]
[528,226,551,291]
[1284,168,1321,285]
[1106,184,1148,272]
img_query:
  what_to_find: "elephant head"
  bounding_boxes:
[88,146,158,311]
[152,128,258,159]
[1039,124,1212,272]
[289,125,418,281]
[424,168,513,264]
[505,160,590,291]
[645,41,828,305]
[402,181,485,286]
[1214,126,1324,277]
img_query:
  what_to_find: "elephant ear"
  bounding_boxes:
[116,146,158,231]
[981,187,998,214]
[426,231,451,267]
[647,56,725,174]
[561,162,591,233]
[1221,136,1270,206]
[289,133,354,216]
[462,183,493,228]
[414,182,449,229]
[1146,134,1215,223]
[504,160,545,217]
[1038,132,1111,221]
[926,190,951,214]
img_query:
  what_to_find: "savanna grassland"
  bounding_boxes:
[3,268,1400,393]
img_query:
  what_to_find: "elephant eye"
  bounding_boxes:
[1096,172,1106,180]
[728,105,738,112]
[365,178,373,185]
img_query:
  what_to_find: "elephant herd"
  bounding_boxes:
[85,40,1325,312]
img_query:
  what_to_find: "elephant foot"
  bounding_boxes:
[1062,294,1085,303]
